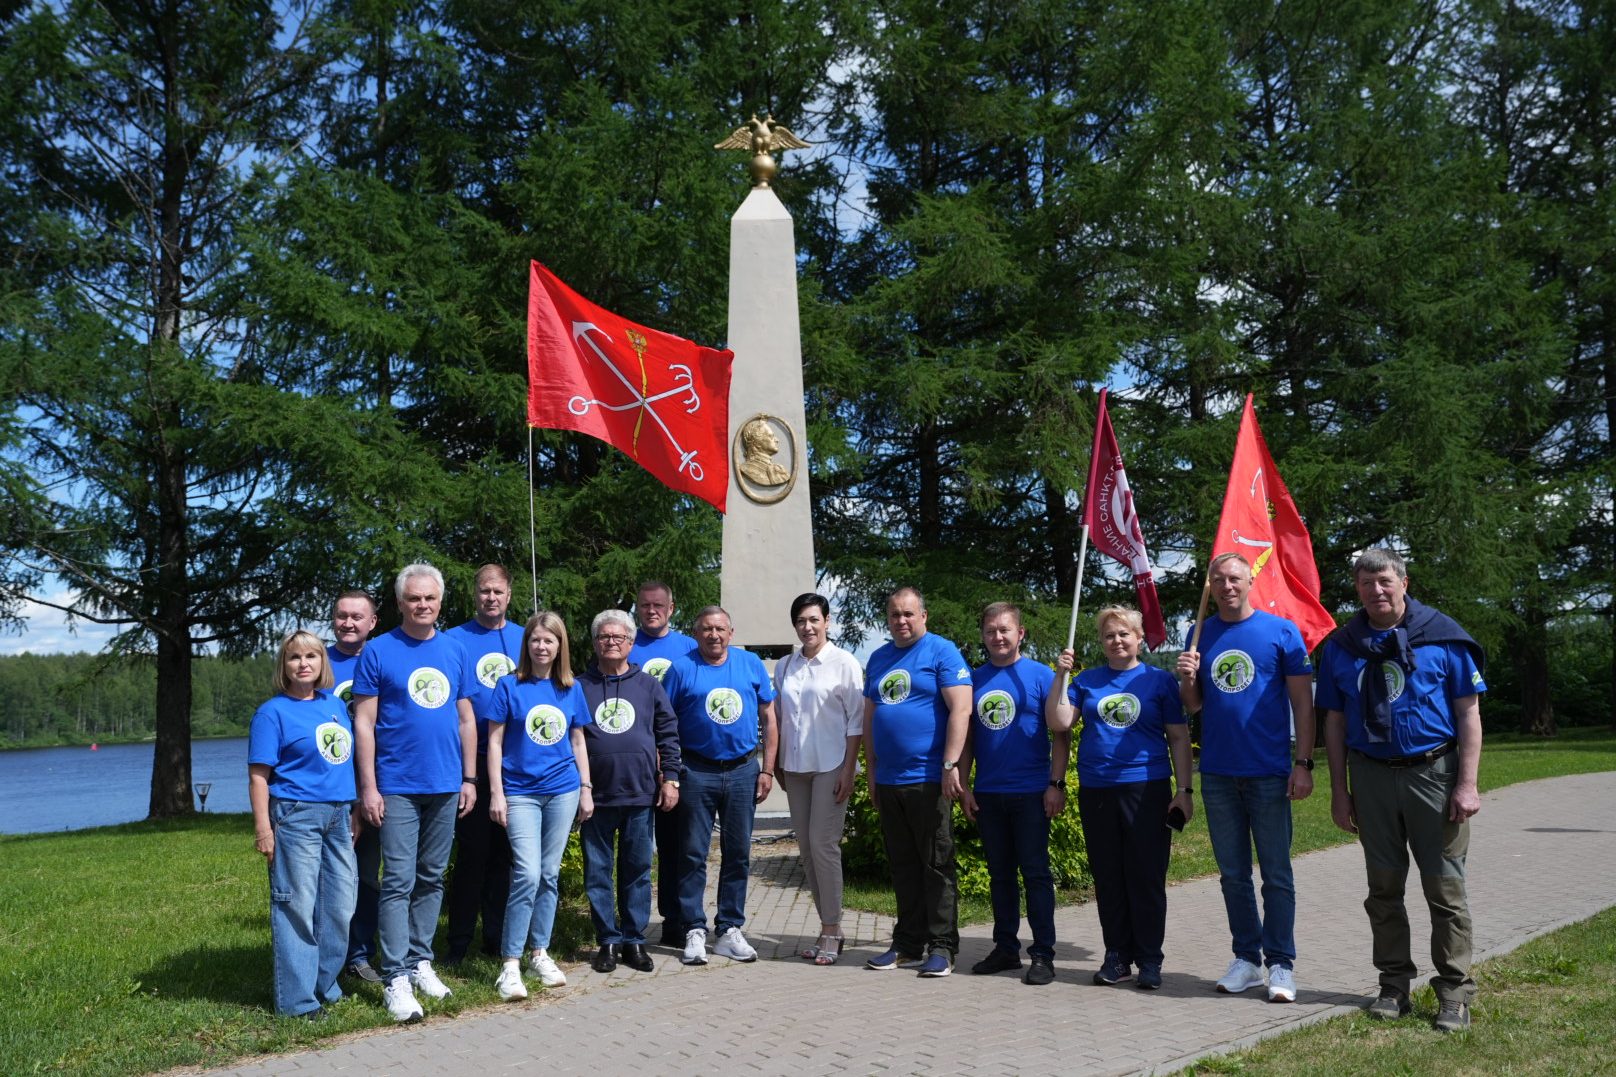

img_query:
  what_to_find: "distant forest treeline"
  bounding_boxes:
[0,653,273,749]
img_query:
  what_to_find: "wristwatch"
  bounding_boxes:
[663,778,680,788]
[942,760,958,772]
[1294,757,1315,771]
[1049,778,1066,790]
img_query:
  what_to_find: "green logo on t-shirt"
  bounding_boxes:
[1097,692,1141,729]
[879,669,912,705]
[408,667,451,709]
[1211,649,1255,694]
[316,722,352,764]
[595,698,635,734]
[477,653,516,689]
[643,657,673,682]
[1358,662,1406,702]
[334,679,355,718]
[977,690,1015,730]
[706,688,744,725]
[526,704,567,746]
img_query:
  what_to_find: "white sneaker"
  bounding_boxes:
[527,948,566,987]
[383,974,424,1023]
[410,959,452,1000]
[712,927,758,962]
[1215,957,1267,994]
[495,964,529,1001]
[682,928,708,965]
[1267,965,1297,1003]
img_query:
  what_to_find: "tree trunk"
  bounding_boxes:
[915,421,942,549]
[147,8,195,818]
[1511,611,1557,737]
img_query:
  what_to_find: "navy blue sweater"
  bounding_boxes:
[577,662,682,807]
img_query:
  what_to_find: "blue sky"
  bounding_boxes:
[1,591,119,655]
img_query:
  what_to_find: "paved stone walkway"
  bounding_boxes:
[209,772,1616,1076]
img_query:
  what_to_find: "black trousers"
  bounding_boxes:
[877,781,959,956]
[1078,779,1172,967]
[446,773,511,956]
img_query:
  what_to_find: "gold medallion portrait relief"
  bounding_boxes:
[733,413,798,504]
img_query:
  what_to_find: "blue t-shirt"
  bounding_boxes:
[630,628,696,684]
[489,675,589,796]
[1316,637,1486,758]
[1069,664,1184,787]
[446,619,522,764]
[970,657,1057,795]
[352,627,473,796]
[327,644,363,719]
[248,690,357,802]
[661,649,776,761]
[865,633,973,785]
[1195,611,1313,777]
[445,620,521,719]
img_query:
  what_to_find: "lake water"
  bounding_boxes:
[0,737,251,835]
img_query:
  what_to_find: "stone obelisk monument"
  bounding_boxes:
[716,115,816,653]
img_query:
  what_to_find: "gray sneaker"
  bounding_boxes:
[1366,989,1411,1020]
[1432,999,1471,1033]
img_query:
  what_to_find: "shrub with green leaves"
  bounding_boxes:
[843,767,1089,899]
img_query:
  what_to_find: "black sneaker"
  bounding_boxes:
[1092,950,1133,985]
[971,949,1023,975]
[1136,963,1162,990]
[344,959,383,984]
[1366,989,1411,1020]
[1023,956,1055,986]
[1432,999,1471,1033]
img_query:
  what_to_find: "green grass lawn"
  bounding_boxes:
[0,816,592,1075]
[0,728,1610,1075]
[1180,904,1616,1075]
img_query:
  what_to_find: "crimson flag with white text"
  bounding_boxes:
[1081,388,1168,649]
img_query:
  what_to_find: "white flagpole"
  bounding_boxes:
[1061,522,1091,692]
[527,425,540,617]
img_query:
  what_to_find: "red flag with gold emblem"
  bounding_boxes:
[527,261,734,512]
[1211,395,1335,650]
[1081,389,1168,649]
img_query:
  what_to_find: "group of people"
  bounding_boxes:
[248,548,1486,1035]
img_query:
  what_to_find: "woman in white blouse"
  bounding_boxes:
[773,592,865,965]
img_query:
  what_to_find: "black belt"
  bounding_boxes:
[683,749,754,771]
[1357,740,1456,769]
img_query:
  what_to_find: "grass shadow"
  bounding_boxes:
[138,943,275,1007]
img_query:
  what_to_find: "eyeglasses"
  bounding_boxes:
[595,634,631,645]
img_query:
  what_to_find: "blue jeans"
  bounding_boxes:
[677,758,758,934]
[345,821,380,966]
[267,798,358,1016]
[377,792,458,980]
[1201,772,1296,969]
[581,804,655,945]
[975,791,1056,961]
[501,788,581,956]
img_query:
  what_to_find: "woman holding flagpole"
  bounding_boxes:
[1046,606,1193,991]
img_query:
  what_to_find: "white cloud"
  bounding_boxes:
[0,591,121,655]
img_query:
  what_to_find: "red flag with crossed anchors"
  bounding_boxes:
[1081,388,1168,649]
[527,261,734,512]
[1211,395,1336,650]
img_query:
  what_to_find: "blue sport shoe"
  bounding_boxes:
[1092,950,1133,985]
[917,948,954,977]
[867,947,922,971]
[1136,963,1162,990]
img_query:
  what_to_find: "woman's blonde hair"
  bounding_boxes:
[272,630,333,695]
[517,611,574,688]
[1094,605,1144,639]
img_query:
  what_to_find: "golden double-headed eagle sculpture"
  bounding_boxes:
[714,114,812,188]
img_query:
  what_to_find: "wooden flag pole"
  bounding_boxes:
[1061,523,1092,692]
[527,426,540,618]
[1186,567,1213,654]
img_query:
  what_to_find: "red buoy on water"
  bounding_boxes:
[90,743,99,751]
